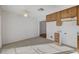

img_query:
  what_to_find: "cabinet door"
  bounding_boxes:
[77,6,79,25]
[77,36,79,50]
[61,7,77,19]
[46,15,53,22]
[46,13,57,22]
[54,33,60,45]
[61,9,68,18]
[54,33,59,42]
[67,7,77,18]
[56,12,62,26]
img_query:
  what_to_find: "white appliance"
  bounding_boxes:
[61,17,77,48]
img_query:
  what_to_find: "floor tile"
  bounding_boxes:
[49,43,74,52]
[15,46,37,54]
[31,44,61,54]
[1,48,16,54]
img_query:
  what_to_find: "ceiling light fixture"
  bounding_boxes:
[24,13,28,17]
[23,10,28,17]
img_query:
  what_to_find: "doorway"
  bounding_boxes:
[40,21,46,38]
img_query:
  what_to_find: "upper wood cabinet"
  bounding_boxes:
[61,7,77,19]
[46,12,62,26]
[46,14,53,22]
[46,13,57,22]
[46,5,79,26]
[56,12,62,26]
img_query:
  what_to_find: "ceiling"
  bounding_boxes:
[0,5,76,21]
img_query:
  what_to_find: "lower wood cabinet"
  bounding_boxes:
[77,36,79,50]
[54,32,60,45]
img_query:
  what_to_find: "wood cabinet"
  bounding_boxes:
[46,13,57,22]
[61,7,77,19]
[46,5,79,26]
[77,35,79,52]
[46,14,53,22]
[54,33,60,45]
[46,12,62,26]
[61,9,68,18]
[77,6,79,25]
[68,7,77,17]
[56,12,62,26]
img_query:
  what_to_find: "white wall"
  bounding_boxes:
[46,21,57,40]
[2,11,40,44]
[46,18,77,48]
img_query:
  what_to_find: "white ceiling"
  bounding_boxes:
[1,5,76,21]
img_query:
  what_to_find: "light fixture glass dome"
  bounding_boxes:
[24,13,28,17]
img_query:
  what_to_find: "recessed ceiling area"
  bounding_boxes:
[1,5,76,21]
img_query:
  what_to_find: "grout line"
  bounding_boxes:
[48,44,62,51]
[31,46,40,54]
[48,43,75,54]
[36,48,47,54]
[14,48,17,54]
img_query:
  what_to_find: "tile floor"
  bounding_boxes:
[0,37,76,54]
